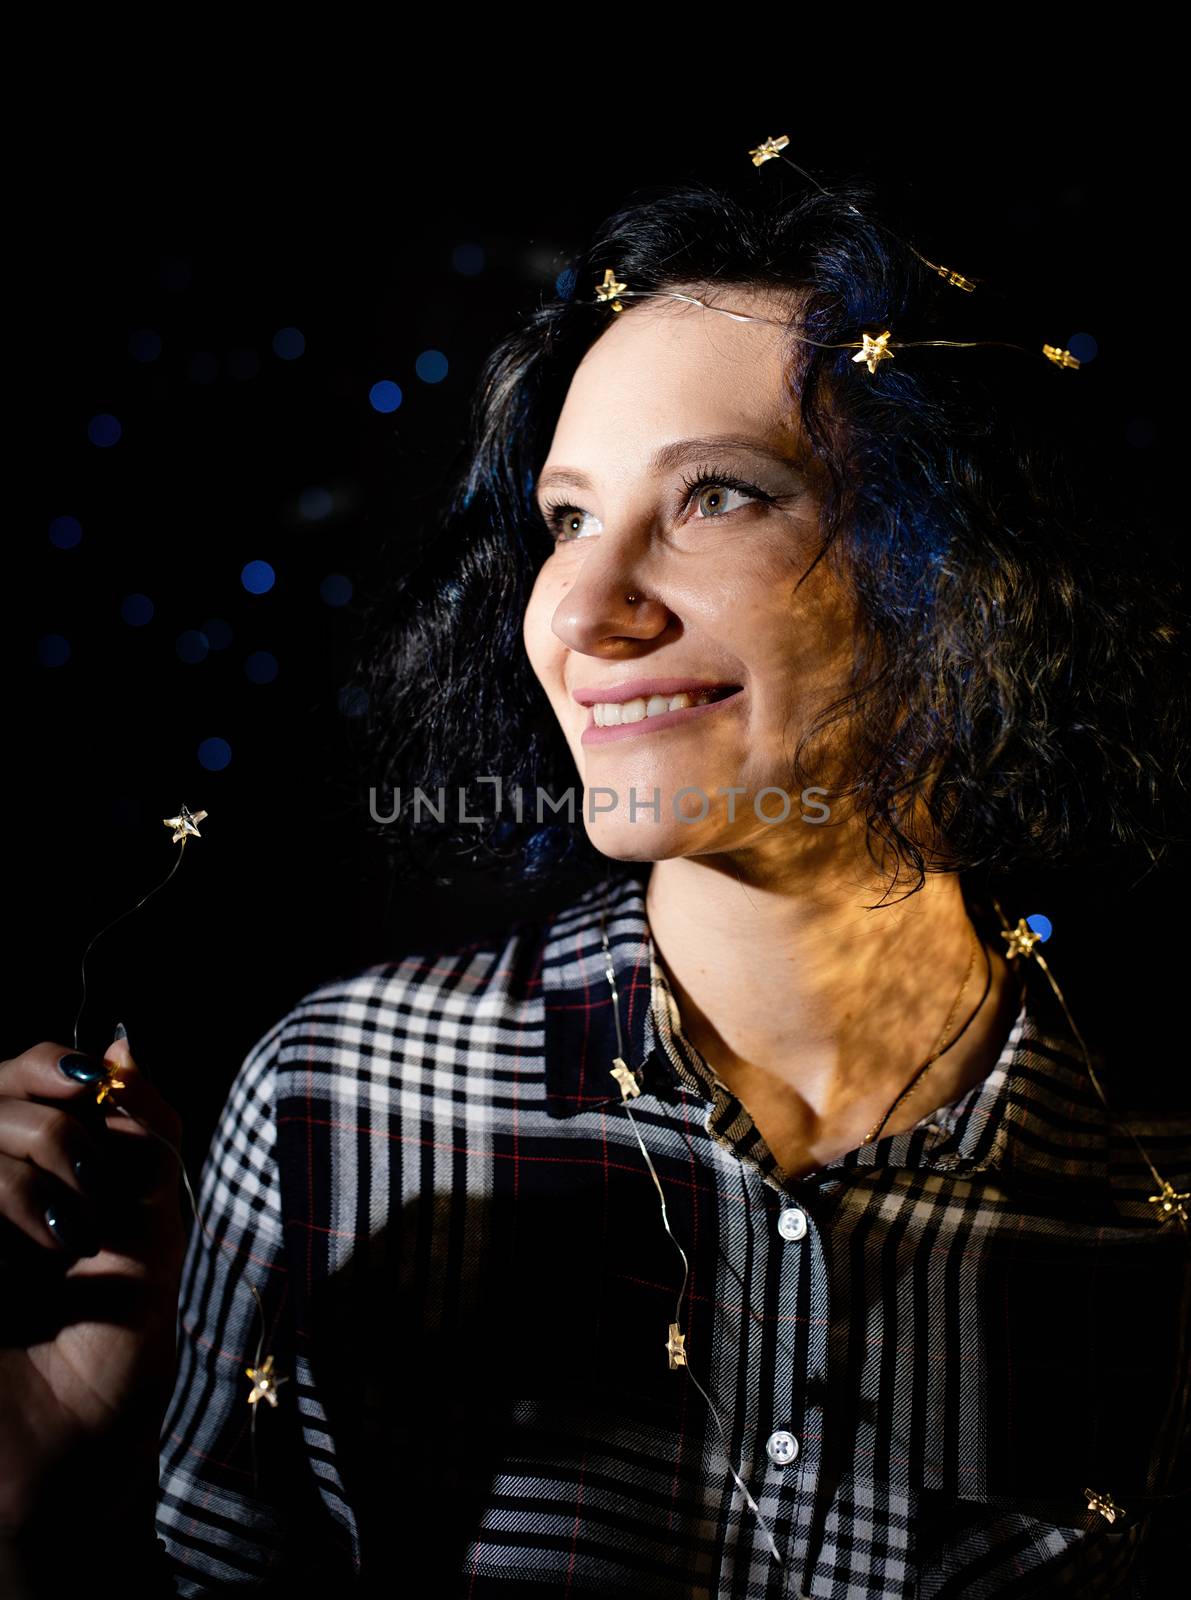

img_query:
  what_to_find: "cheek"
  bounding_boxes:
[521,565,566,680]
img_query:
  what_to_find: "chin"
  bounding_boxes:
[584,818,730,863]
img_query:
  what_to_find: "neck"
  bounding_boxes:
[642,841,1021,1173]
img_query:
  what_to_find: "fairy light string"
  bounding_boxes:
[74,801,285,1491]
[72,805,207,1054]
[595,267,1080,374]
[601,897,784,1567]
[746,131,980,293]
[993,903,1191,1235]
[591,131,1083,374]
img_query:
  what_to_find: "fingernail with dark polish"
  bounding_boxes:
[58,1052,106,1084]
[114,1022,128,1044]
[45,1202,101,1257]
[73,1155,107,1199]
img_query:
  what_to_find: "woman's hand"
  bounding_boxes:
[0,1035,186,1535]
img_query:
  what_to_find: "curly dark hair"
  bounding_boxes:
[345,171,1187,905]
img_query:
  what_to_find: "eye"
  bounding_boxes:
[536,464,781,545]
[691,481,754,518]
[679,466,780,524]
[539,503,603,543]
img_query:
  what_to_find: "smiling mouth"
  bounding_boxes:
[588,686,742,728]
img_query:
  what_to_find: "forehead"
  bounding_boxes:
[548,282,803,455]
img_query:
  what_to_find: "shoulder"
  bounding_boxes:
[261,908,560,1079]
[997,977,1191,1230]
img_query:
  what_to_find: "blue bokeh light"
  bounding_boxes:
[555,267,577,300]
[200,616,233,650]
[176,629,210,664]
[197,736,232,772]
[338,685,369,718]
[87,413,122,448]
[273,326,306,360]
[241,559,276,595]
[320,572,353,607]
[298,486,334,522]
[1066,332,1098,364]
[245,650,279,684]
[49,514,82,549]
[121,593,154,626]
[187,351,219,384]
[1025,913,1053,943]
[415,350,449,384]
[128,330,162,363]
[452,242,485,276]
[369,380,403,414]
[37,634,71,667]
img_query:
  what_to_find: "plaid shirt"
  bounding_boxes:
[155,869,1191,1597]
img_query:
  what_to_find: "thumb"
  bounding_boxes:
[103,1022,152,1084]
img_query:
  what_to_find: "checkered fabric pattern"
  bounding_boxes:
[154,869,1191,1596]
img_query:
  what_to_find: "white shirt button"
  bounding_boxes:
[766,1429,800,1466]
[777,1206,808,1241]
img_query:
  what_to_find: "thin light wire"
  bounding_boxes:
[986,897,1191,1530]
[601,290,1064,367]
[110,1102,272,1489]
[71,809,277,1491]
[990,896,1186,1221]
[600,879,784,1567]
[751,143,982,294]
[73,839,189,1051]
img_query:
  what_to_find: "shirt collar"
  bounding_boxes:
[541,870,666,1118]
[540,870,1111,1203]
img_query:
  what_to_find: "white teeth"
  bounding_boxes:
[591,688,730,726]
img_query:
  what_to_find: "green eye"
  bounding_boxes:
[693,482,753,518]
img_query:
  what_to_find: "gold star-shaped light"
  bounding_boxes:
[852,330,894,375]
[1084,1487,1125,1524]
[246,1353,289,1408]
[1147,1180,1191,1226]
[610,1058,641,1101]
[747,133,789,167]
[1043,344,1081,370]
[95,1062,126,1106]
[1001,919,1042,961]
[163,804,208,845]
[595,267,628,313]
[666,1322,688,1370]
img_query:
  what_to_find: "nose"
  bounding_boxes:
[550,545,672,656]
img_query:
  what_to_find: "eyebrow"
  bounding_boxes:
[534,434,809,496]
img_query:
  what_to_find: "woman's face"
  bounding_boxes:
[522,282,859,867]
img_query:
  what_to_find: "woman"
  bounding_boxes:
[2,174,1188,1597]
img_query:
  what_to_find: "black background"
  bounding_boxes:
[10,97,1185,1173]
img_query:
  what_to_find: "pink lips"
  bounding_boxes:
[578,683,745,745]
[572,677,740,706]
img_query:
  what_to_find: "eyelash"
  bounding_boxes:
[538,464,781,543]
